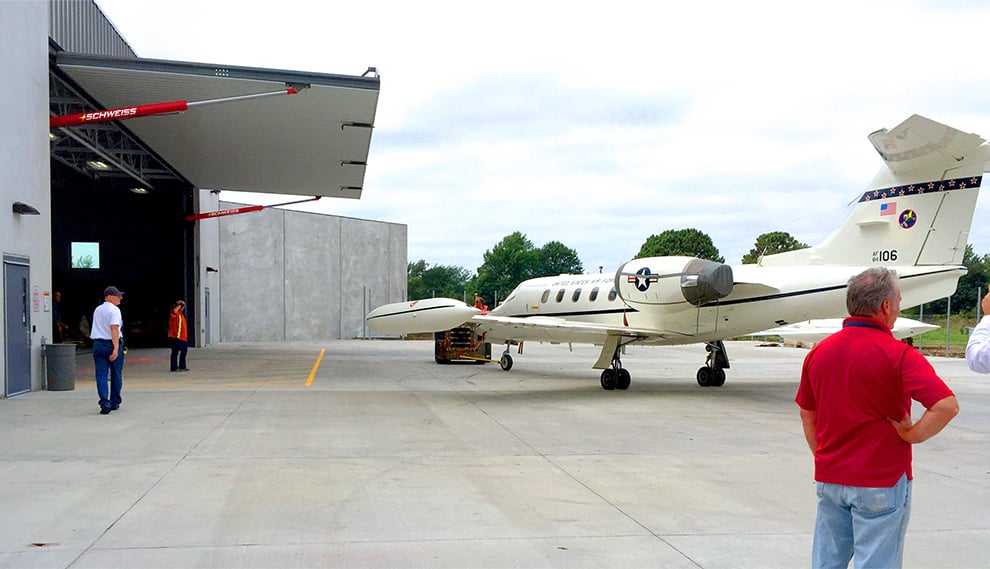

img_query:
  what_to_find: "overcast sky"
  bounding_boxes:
[94,0,990,274]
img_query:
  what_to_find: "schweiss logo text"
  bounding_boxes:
[81,107,138,122]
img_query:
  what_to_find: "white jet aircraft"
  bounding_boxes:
[367,114,989,390]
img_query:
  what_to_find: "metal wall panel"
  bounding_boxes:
[49,0,136,57]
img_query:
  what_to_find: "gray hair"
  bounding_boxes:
[846,267,898,317]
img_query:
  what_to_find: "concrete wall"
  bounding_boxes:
[1,2,53,395]
[215,200,406,342]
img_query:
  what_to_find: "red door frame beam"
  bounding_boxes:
[50,86,302,128]
[185,196,321,222]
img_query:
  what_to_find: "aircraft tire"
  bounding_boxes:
[600,369,617,390]
[712,368,726,387]
[616,369,631,390]
[696,367,713,387]
[499,354,513,371]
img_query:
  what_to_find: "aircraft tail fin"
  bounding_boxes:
[761,114,989,267]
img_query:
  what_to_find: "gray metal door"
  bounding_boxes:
[4,260,32,396]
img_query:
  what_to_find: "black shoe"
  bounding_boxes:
[179,368,189,372]
[100,408,111,415]
[170,369,178,372]
[110,405,119,411]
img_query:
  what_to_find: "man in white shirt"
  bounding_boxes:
[92,286,125,414]
[965,285,990,373]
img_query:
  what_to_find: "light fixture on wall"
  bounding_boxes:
[12,202,41,215]
[130,187,149,194]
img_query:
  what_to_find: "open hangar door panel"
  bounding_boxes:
[53,53,381,199]
[50,54,380,347]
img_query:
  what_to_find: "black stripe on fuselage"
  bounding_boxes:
[367,304,456,321]
[706,267,962,308]
[500,267,961,318]
[500,307,635,319]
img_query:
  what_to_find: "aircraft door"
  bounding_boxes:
[4,258,32,396]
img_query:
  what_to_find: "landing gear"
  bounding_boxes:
[600,346,631,390]
[499,342,514,371]
[500,353,513,371]
[696,340,729,387]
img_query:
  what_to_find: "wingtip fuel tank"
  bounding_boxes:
[366,298,480,335]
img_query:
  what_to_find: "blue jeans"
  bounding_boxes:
[813,474,911,569]
[169,338,188,370]
[93,339,124,410]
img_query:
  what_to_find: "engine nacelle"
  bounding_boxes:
[615,256,733,309]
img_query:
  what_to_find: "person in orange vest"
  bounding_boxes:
[168,300,189,372]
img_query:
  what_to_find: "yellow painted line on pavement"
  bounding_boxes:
[306,348,326,386]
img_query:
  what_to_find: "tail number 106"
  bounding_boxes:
[872,249,898,262]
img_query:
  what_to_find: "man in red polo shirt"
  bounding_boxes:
[796,267,958,569]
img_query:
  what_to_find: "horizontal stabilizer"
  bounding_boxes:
[753,317,938,342]
[868,114,985,177]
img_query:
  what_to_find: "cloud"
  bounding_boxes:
[97,0,990,274]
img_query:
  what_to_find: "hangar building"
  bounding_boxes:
[1,1,406,397]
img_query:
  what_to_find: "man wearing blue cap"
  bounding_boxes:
[92,286,125,414]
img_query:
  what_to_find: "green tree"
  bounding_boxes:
[407,260,471,300]
[472,232,538,304]
[535,240,583,277]
[921,245,989,315]
[741,231,810,264]
[636,228,724,262]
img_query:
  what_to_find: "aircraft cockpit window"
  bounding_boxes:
[608,288,618,301]
[572,288,582,302]
[541,289,550,303]
[589,287,599,301]
[556,289,565,302]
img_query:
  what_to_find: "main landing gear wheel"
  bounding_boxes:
[696,340,729,387]
[499,354,513,371]
[600,342,632,391]
[600,363,631,391]
[695,367,725,387]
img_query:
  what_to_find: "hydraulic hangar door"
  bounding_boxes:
[49,52,380,347]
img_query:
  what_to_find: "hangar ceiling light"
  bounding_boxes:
[86,160,111,171]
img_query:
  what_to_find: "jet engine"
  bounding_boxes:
[615,256,734,309]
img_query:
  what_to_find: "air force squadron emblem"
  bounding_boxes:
[899,209,917,229]
[627,267,659,291]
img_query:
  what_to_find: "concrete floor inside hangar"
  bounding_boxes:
[0,340,987,568]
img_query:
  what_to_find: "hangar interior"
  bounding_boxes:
[49,162,194,347]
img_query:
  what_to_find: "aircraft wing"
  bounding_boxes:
[471,314,687,345]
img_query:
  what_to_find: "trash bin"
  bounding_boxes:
[45,343,76,391]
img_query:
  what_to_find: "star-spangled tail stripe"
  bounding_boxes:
[858,176,982,203]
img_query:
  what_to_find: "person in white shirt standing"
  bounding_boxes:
[966,285,990,373]
[92,286,125,414]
